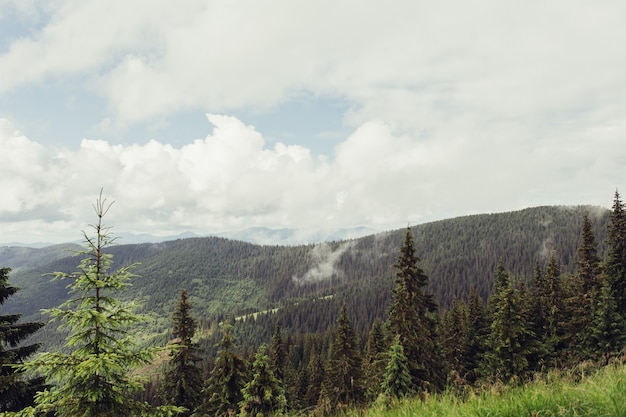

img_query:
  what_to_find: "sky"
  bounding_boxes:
[1,0,625,245]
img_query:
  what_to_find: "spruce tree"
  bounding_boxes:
[268,321,287,384]
[162,290,203,415]
[563,213,604,361]
[6,192,182,416]
[193,325,248,417]
[577,213,602,294]
[0,268,45,412]
[363,318,387,402]
[465,287,488,382]
[587,281,626,363]
[380,335,412,400]
[483,265,536,382]
[386,227,442,392]
[440,299,471,382]
[304,351,324,409]
[323,302,364,407]
[605,190,626,317]
[239,345,286,417]
[530,253,564,367]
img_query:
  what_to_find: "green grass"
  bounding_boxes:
[342,363,626,417]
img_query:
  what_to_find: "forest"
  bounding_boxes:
[1,191,625,416]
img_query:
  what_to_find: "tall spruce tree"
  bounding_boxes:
[440,299,471,382]
[268,321,287,384]
[605,190,626,317]
[387,227,442,392]
[563,213,604,361]
[483,264,536,382]
[323,302,364,407]
[586,281,626,363]
[530,253,564,367]
[162,290,203,415]
[5,192,182,417]
[193,325,249,417]
[363,318,387,402]
[239,345,286,417]
[0,268,45,412]
[577,213,603,294]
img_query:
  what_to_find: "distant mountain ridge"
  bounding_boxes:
[0,205,610,350]
[0,226,378,248]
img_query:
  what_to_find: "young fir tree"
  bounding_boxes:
[193,324,249,417]
[386,227,442,392]
[323,302,364,407]
[605,190,626,318]
[239,345,286,417]
[6,192,182,417]
[0,268,45,412]
[162,290,203,415]
[380,334,412,401]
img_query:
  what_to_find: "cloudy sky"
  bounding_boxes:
[1,0,625,245]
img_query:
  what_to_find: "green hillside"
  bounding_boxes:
[0,204,609,350]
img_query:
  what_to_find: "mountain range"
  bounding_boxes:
[0,205,610,350]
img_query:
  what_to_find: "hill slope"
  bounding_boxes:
[0,205,609,348]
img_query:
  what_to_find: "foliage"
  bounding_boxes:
[323,302,364,407]
[193,325,249,417]
[380,334,412,400]
[239,345,286,417]
[386,227,443,392]
[350,363,626,417]
[0,268,44,412]
[162,290,203,415]
[3,192,182,417]
[483,265,537,382]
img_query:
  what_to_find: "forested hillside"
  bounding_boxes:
[4,200,626,416]
[1,204,609,348]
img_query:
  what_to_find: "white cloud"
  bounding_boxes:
[1,1,626,243]
[0,110,625,244]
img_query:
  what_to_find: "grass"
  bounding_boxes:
[342,363,626,417]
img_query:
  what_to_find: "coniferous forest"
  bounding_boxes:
[1,191,626,416]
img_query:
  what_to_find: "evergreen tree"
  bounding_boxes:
[530,253,564,367]
[239,345,286,417]
[605,190,626,317]
[387,227,442,392]
[440,299,471,382]
[6,192,181,416]
[380,335,412,400]
[323,303,364,407]
[0,268,45,412]
[363,318,387,402]
[162,290,203,415]
[465,287,488,382]
[587,282,626,363]
[483,265,536,382]
[194,325,249,417]
[563,213,604,361]
[577,213,602,294]
[304,350,325,409]
[268,321,287,384]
